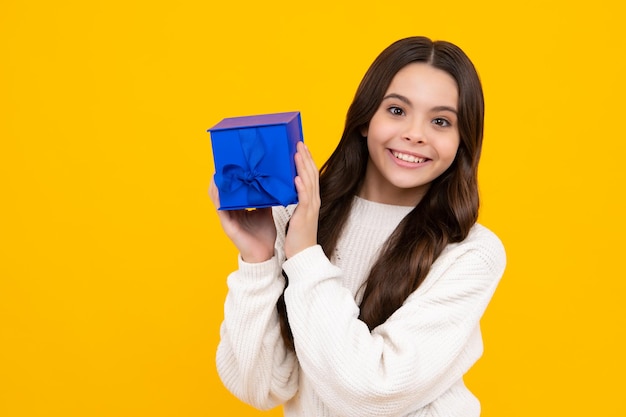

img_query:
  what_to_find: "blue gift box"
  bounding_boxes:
[208,111,304,210]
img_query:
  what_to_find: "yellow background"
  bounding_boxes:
[1,0,624,416]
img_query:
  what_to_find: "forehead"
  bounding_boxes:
[386,63,459,107]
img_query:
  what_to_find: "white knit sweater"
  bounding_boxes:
[216,196,506,417]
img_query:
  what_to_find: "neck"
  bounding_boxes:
[358,172,429,207]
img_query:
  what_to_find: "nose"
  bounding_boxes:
[402,118,426,143]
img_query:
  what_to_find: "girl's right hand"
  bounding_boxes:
[209,179,277,263]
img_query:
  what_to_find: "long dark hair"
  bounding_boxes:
[278,36,485,348]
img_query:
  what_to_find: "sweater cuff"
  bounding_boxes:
[228,254,282,293]
[282,245,340,285]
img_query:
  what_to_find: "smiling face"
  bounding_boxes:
[359,62,461,206]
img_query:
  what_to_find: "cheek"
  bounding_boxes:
[366,118,396,144]
[438,137,461,164]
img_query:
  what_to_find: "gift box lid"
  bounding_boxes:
[208,111,301,132]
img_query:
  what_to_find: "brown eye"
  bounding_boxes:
[388,106,404,116]
[432,117,450,127]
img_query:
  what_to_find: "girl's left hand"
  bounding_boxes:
[284,141,320,259]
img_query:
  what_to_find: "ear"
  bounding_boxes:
[360,124,368,138]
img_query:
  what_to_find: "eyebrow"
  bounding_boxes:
[382,93,458,115]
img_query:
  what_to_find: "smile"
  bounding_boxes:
[392,151,429,164]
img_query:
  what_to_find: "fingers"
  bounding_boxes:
[210,177,234,229]
[284,142,321,259]
[299,142,318,182]
[209,177,221,210]
[294,142,319,205]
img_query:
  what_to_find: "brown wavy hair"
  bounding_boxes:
[278,36,485,349]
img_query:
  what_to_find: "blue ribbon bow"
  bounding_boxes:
[214,128,294,207]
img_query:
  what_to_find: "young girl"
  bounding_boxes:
[209,36,506,417]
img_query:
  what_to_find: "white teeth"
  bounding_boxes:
[392,151,426,163]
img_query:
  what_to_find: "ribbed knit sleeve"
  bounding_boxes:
[215,232,299,409]
[282,225,506,417]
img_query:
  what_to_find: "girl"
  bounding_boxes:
[209,36,506,417]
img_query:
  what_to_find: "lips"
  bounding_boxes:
[391,150,429,164]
